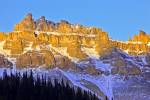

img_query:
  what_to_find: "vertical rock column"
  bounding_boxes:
[95,32,112,57]
[14,13,36,31]
[67,40,87,59]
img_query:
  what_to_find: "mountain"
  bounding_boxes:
[0,13,150,100]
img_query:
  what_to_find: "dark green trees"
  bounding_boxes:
[0,70,100,100]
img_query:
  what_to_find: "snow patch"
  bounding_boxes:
[49,45,79,63]
[81,47,99,59]
[0,41,11,56]
[23,42,33,53]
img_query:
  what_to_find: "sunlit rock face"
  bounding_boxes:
[0,32,7,41]
[0,13,149,71]
[3,39,24,56]
[1,13,150,61]
[57,20,73,33]
[0,13,150,100]
[67,41,87,59]
[6,31,36,41]
[48,35,59,47]
[96,31,112,57]
[111,30,150,55]
[16,50,56,68]
[16,50,76,70]
[1,13,150,62]
[11,39,24,55]
[2,31,36,56]
[14,13,36,31]
[36,16,55,31]
[131,30,150,43]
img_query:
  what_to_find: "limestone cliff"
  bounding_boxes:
[96,31,112,57]
[112,30,150,55]
[0,13,150,67]
[14,13,36,31]
[16,50,56,68]
[0,54,12,68]
[67,41,87,59]
[0,14,150,100]
[0,32,7,41]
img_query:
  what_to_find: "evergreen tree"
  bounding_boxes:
[0,71,100,100]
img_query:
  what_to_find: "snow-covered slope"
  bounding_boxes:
[0,47,150,100]
[0,14,150,100]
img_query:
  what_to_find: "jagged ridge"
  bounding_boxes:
[0,13,150,100]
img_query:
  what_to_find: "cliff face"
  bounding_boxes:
[14,13,36,31]
[112,30,150,55]
[0,54,12,68]
[0,13,150,67]
[16,50,56,68]
[0,13,150,100]
[96,31,112,56]
[0,14,104,56]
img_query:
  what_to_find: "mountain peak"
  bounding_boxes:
[39,16,46,20]
[139,30,147,37]
[25,13,33,20]
[14,13,35,31]
[0,13,150,100]
[1,13,150,56]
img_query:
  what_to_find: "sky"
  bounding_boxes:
[0,0,149,41]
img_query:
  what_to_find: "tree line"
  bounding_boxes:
[0,70,100,100]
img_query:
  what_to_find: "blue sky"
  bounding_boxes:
[0,0,149,41]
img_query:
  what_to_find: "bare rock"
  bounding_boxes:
[14,13,36,31]
[67,41,87,59]
[96,31,112,57]
[36,16,55,31]
[111,66,141,75]
[0,32,7,41]
[0,54,13,68]
[16,50,55,68]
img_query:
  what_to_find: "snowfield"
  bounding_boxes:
[0,38,150,100]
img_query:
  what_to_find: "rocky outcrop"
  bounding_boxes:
[13,13,103,35]
[0,54,12,68]
[0,13,149,72]
[16,51,42,68]
[96,32,112,57]
[111,31,150,55]
[57,20,73,33]
[41,50,56,67]
[48,35,96,48]
[111,66,141,75]
[37,32,49,42]
[5,31,36,41]
[0,32,7,41]
[11,39,24,55]
[2,31,37,56]
[14,13,36,31]
[16,50,77,69]
[85,66,102,75]
[1,14,150,100]
[48,35,59,47]
[36,16,55,31]
[67,41,87,59]
[3,40,12,50]
[100,48,141,75]
[3,39,25,56]
[55,56,76,69]
[2,14,150,59]
[131,30,150,43]
[16,50,55,68]
[112,40,150,55]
